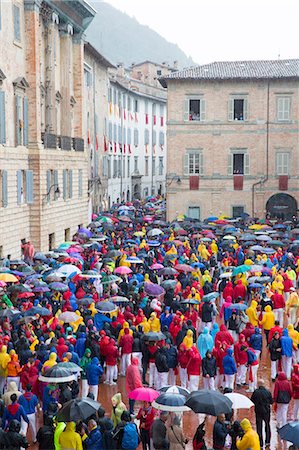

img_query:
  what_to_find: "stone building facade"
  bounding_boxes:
[159,59,299,221]
[0,0,95,258]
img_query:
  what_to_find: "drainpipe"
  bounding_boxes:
[252,80,270,217]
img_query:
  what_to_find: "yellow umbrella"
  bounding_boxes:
[249,224,263,230]
[0,273,18,282]
[134,231,145,237]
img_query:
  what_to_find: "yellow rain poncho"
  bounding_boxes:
[183,329,193,349]
[42,352,57,373]
[148,312,160,332]
[118,321,133,342]
[70,310,83,332]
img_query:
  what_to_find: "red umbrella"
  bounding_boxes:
[18,292,34,299]
[175,230,188,236]
[118,216,132,223]
[114,266,132,275]
[174,264,193,273]
[129,387,160,402]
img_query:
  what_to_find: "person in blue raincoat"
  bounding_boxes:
[210,323,219,343]
[94,312,112,331]
[75,332,87,359]
[86,357,103,401]
[197,327,214,358]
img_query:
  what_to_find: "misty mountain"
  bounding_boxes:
[86,2,194,69]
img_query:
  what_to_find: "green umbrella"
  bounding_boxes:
[101,274,121,285]
[232,265,251,276]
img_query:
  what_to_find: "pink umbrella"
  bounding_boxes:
[129,387,160,402]
[150,263,164,270]
[0,281,7,287]
[174,264,193,273]
[114,266,132,275]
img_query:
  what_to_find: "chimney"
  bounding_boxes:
[116,62,125,78]
[173,60,178,69]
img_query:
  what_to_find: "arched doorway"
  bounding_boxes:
[266,193,297,220]
[133,183,141,199]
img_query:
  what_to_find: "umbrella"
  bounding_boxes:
[126,256,143,264]
[256,235,271,241]
[159,267,178,276]
[101,275,121,285]
[159,386,190,397]
[58,312,79,323]
[17,292,34,299]
[144,282,165,297]
[34,252,48,262]
[219,272,232,279]
[0,309,21,320]
[24,306,50,317]
[152,393,190,412]
[32,285,50,293]
[39,365,76,383]
[45,274,62,283]
[110,296,129,304]
[268,240,284,247]
[248,283,263,289]
[49,282,68,292]
[0,273,18,283]
[57,265,81,277]
[250,245,265,252]
[147,240,161,247]
[16,316,38,325]
[232,265,251,276]
[129,387,160,402]
[96,301,117,313]
[76,297,93,306]
[262,247,276,254]
[107,250,123,258]
[80,270,102,279]
[57,362,82,373]
[161,280,177,290]
[114,266,132,275]
[142,332,166,342]
[96,216,113,224]
[185,390,232,416]
[228,303,248,311]
[224,393,254,409]
[56,398,101,422]
[174,264,193,273]
[180,299,200,305]
[148,229,163,237]
[279,422,299,445]
[150,263,164,270]
[78,227,93,238]
[202,292,219,302]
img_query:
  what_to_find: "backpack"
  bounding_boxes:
[121,422,139,450]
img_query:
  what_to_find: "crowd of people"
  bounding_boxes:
[0,200,299,450]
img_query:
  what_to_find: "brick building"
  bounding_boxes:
[0,0,95,258]
[159,59,299,221]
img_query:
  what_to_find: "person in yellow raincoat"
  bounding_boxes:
[42,352,57,373]
[190,253,198,263]
[236,418,260,450]
[191,268,202,282]
[202,270,212,286]
[169,231,175,241]
[260,305,275,343]
[88,302,98,317]
[198,243,210,261]
[59,422,83,450]
[272,275,284,295]
[70,310,84,332]
[118,321,133,343]
[188,287,201,301]
[246,300,259,327]
[166,245,177,256]
[286,287,299,325]
[48,309,63,329]
[0,345,10,393]
[183,329,193,349]
[139,239,147,249]
[148,312,160,332]
[119,254,130,267]
[287,323,299,353]
[210,240,218,255]
[140,317,150,333]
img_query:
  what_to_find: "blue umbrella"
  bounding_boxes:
[202,292,219,302]
[279,422,299,445]
[206,216,218,221]
[248,283,263,289]
[262,247,276,254]
[147,240,161,247]
[191,262,205,268]
[250,245,264,252]
[228,303,247,311]
[273,224,286,229]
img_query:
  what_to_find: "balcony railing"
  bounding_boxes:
[41,134,85,152]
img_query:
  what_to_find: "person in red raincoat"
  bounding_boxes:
[169,315,182,342]
[212,341,229,389]
[291,364,299,420]
[215,324,234,347]
[233,279,247,301]
[135,308,145,325]
[126,358,142,415]
[223,281,234,301]
[56,338,68,361]
[234,334,248,387]
[184,306,198,329]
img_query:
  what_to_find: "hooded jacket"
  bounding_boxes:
[287,324,299,349]
[3,382,22,406]
[183,329,193,349]
[178,344,189,369]
[187,346,201,376]
[220,295,233,322]
[59,422,83,450]
[80,348,91,379]
[111,393,127,428]
[82,425,103,450]
[86,357,104,386]
[246,300,259,327]
[281,328,293,357]
[202,352,217,377]
[2,401,29,429]
[118,322,133,343]
[56,338,68,361]
[222,348,237,375]
[269,335,282,361]
[215,325,234,347]
[0,345,11,377]
[249,327,262,351]
[149,312,161,332]
[236,418,260,450]
[273,372,292,403]
[234,334,248,365]
[166,343,178,369]
[119,328,133,355]
[18,390,38,415]
[7,352,21,378]
[291,364,299,399]
[74,332,87,359]
[126,358,142,393]
[233,279,246,300]
[105,339,119,366]
[197,327,214,358]
[155,347,169,373]
[260,305,275,330]
[43,352,57,373]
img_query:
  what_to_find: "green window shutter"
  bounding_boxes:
[244,153,250,175]
[184,98,190,121]
[17,170,22,204]
[183,153,189,175]
[69,170,73,198]
[243,98,248,121]
[54,170,59,200]
[199,152,204,175]
[46,170,51,202]
[228,99,234,121]
[63,169,67,200]
[228,153,233,175]
[23,96,29,146]
[200,99,206,121]
[26,170,33,204]
[0,91,6,144]
[2,170,8,207]
[15,95,21,145]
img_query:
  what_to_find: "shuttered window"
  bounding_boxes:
[228,97,248,121]
[228,150,249,175]
[184,98,206,121]
[63,169,67,200]
[276,152,289,175]
[78,169,83,197]
[183,150,203,175]
[17,170,23,204]
[152,131,156,146]
[13,4,21,42]
[113,124,117,141]
[277,97,291,121]
[108,122,112,141]
[0,91,6,144]
[144,129,150,145]
[1,170,8,208]
[69,169,73,198]
[46,169,51,202]
[54,170,59,200]
[118,125,122,143]
[127,128,131,145]
[159,131,165,146]
[26,170,33,203]
[15,95,22,145]
[23,96,28,146]
[134,129,138,146]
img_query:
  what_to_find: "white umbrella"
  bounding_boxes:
[224,393,254,409]
[152,393,190,412]
[148,228,163,237]
[220,272,232,279]
[57,264,81,277]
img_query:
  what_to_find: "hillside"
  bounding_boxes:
[86,2,194,69]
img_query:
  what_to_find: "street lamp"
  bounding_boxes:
[166,175,181,186]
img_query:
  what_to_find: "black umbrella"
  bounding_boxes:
[141,332,166,342]
[56,398,101,422]
[180,299,200,305]
[39,365,76,383]
[279,422,299,445]
[24,306,50,317]
[159,267,178,276]
[0,309,21,320]
[185,390,233,416]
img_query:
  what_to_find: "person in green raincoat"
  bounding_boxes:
[80,348,91,398]
[0,289,13,308]
[111,393,127,428]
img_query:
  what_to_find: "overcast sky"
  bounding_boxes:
[100,0,299,65]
